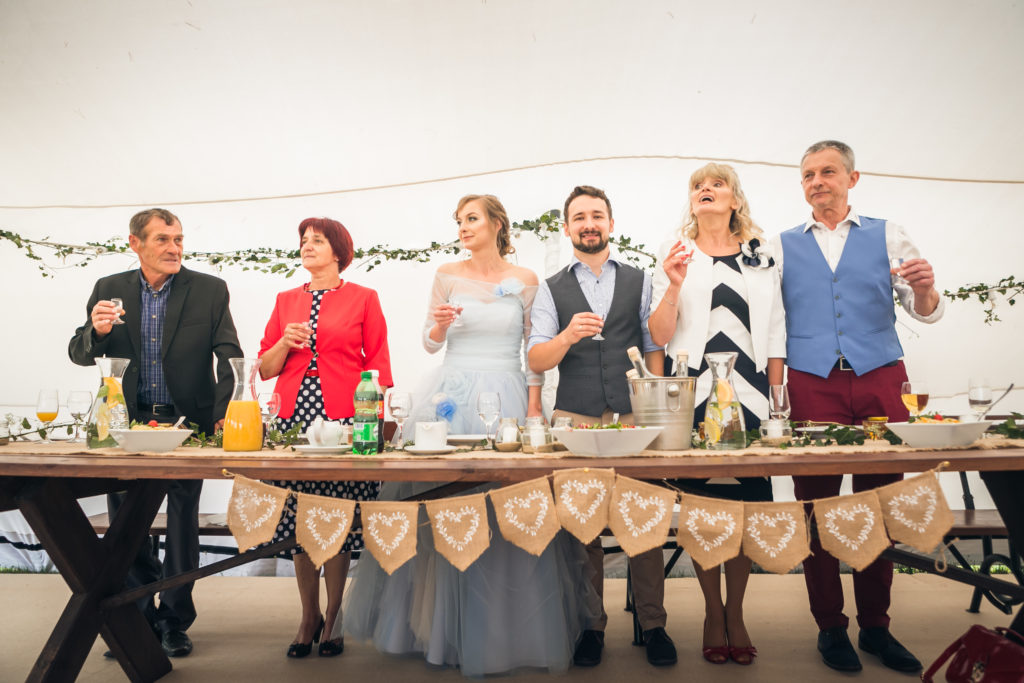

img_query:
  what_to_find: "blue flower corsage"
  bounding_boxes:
[494,277,525,297]
[432,393,457,422]
[740,238,775,269]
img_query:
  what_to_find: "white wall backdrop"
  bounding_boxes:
[1,1,1022,552]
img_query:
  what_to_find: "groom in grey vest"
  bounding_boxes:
[529,185,674,667]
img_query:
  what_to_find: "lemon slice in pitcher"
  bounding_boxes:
[704,419,722,445]
[95,403,111,442]
[715,381,734,405]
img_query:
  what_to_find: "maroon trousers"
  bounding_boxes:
[789,361,909,630]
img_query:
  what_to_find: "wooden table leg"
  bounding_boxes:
[15,477,171,683]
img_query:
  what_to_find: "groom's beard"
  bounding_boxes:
[572,232,608,255]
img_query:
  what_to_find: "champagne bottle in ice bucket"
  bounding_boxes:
[702,351,745,449]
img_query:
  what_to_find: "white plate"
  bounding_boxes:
[548,426,663,457]
[403,445,457,455]
[110,428,192,453]
[447,434,487,445]
[885,420,991,448]
[293,444,351,454]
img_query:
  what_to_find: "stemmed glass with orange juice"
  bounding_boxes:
[36,390,59,442]
[900,381,929,419]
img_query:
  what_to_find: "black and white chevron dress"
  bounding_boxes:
[669,252,772,502]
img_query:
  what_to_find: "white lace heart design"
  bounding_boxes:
[685,508,737,552]
[746,511,797,558]
[617,491,668,537]
[503,490,549,536]
[434,506,481,552]
[233,487,278,532]
[559,479,607,524]
[367,511,410,555]
[887,485,937,534]
[824,503,875,551]
[303,505,349,551]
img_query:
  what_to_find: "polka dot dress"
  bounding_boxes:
[264,288,380,555]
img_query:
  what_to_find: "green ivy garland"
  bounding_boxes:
[1,213,1019,323]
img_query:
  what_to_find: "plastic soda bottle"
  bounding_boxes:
[370,369,385,452]
[353,371,379,455]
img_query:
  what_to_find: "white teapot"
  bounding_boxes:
[306,416,345,447]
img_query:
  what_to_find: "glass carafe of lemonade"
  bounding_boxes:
[223,358,263,451]
[702,351,746,449]
[87,356,131,448]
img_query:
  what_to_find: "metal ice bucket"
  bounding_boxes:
[627,376,696,450]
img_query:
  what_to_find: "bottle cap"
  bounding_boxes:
[361,371,372,380]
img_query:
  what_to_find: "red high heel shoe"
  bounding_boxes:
[729,644,758,665]
[702,619,729,664]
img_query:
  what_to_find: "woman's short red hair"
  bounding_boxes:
[298,217,354,272]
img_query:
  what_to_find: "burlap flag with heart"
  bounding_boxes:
[425,493,490,571]
[227,475,289,551]
[876,472,954,553]
[813,490,889,571]
[360,501,420,574]
[552,468,615,544]
[489,477,561,556]
[608,476,676,556]
[677,494,744,569]
[741,501,811,574]
[294,492,356,569]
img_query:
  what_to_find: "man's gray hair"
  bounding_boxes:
[129,208,180,239]
[802,140,855,173]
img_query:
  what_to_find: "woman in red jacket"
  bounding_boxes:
[259,217,392,658]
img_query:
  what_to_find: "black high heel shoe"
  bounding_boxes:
[318,638,344,657]
[286,615,324,658]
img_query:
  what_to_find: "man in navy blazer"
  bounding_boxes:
[69,208,243,657]
[774,141,943,675]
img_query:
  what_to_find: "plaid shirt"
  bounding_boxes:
[138,273,175,405]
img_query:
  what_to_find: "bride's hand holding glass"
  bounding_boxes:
[432,301,463,331]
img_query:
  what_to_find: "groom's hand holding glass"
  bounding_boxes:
[560,311,604,344]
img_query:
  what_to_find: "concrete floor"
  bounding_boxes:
[0,574,1008,682]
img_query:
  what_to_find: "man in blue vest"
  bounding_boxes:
[529,185,673,667]
[774,141,944,674]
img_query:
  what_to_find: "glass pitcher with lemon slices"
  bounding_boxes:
[87,356,131,448]
[702,351,746,449]
[223,358,264,451]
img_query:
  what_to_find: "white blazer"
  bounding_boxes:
[651,236,786,373]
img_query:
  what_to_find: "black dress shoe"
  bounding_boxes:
[573,629,604,667]
[318,638,344,657]
[287,616,324,659]
[642,627,677,666]
[818,627,862,671]
[858,627,922,673]
[161,630,193,658]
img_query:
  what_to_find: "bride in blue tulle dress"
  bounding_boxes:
[344,195,598,676]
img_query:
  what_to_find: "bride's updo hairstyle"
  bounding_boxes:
[454,194,516,257]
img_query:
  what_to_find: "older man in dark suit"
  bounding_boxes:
[69,208,243,657]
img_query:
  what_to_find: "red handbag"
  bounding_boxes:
[922,625,1024,683]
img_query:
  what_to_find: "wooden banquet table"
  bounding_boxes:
[2,442,1023,682]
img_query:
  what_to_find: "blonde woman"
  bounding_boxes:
[648,163,785,665]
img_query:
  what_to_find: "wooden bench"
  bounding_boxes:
[88,512,232,536]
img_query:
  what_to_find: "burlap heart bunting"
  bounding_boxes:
[677,494,744,569]
[226,475,289,551]
[489,477,560,556]
[294,493,355,569]
[876,472,953,553]
[813,490,889,571]
[360,501,419,574]
[553,468,615,544]
[425,493,489,571]
[608,476,676,556]
[742,501,810,574]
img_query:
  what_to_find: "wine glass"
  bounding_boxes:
[387,390,412,447]
[477,392,501,449]
[449,295,465,328]
[36,390,59,442]
[110,298,126,325]
[769,384,790,420]
[900,380,929,419]
[258,392,281,432]
[889,258,906,286]
[67,390,93,443]
[591,314,606,341]
[967,377,993,420]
